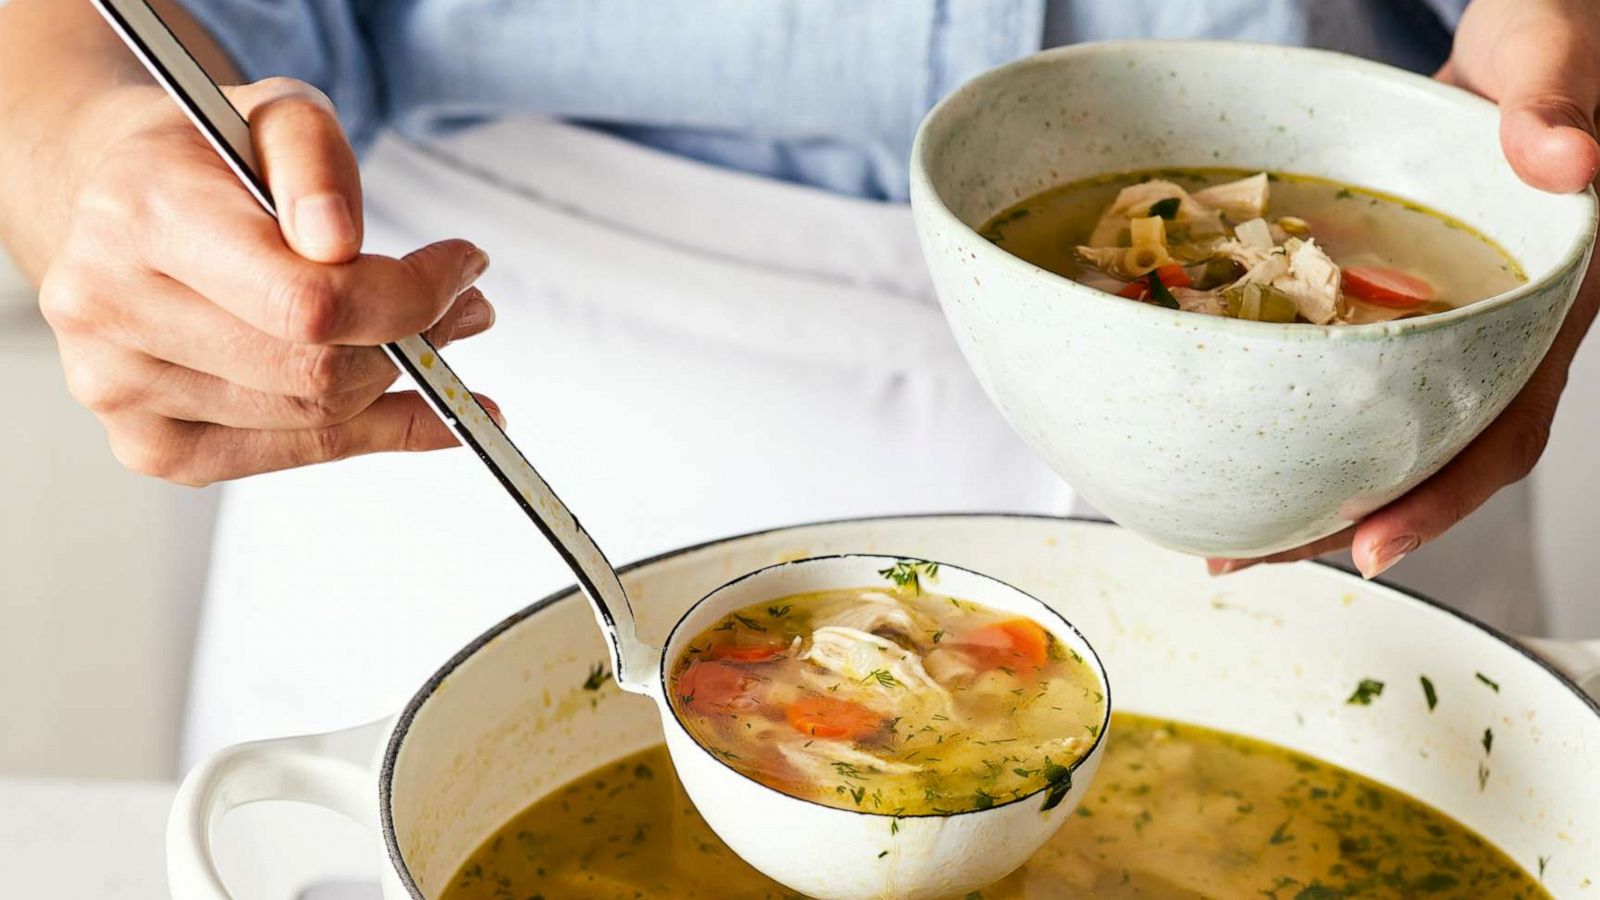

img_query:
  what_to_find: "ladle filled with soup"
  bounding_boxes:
[667,562,1107,816]
[655,555,1110,899]
[981,168,1526,325]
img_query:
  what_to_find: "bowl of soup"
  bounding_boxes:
[165,515,1600,899]
[909,41,1597,557]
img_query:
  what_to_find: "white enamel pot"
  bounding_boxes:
[910,42,1599,557]
[168,516,1600,899]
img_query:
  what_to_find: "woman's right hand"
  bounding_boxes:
[36,77,499,486]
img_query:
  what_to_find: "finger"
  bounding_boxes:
[232,79,364,263]
[1348,382,1561,580]
[107,274,494,396]
[140,164,489,342]
[106,391,505,485]
[1207,526,1356,576]
[1490,20,1600,192]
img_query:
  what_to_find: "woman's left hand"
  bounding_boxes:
[1210,0,1600,579]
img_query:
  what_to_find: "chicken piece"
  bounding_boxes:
[1086,180,1218,247]
[923,647,980,686]
[1193,172,1270,221]
[1218,238,1340,324]
[802,626,949,697]
[777,738,921,780]
[1276,238,1341,324]
[1171,287,1226,317]
[813,592,929,643]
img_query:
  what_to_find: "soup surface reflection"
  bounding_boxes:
[439,714,1549,899]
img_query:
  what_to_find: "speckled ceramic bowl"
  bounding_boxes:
[911,41,1597,557]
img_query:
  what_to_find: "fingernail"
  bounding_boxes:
[457,291,494,333]
[292,193,356,253]
[459,248,490,291]
[1360,535,1419,580]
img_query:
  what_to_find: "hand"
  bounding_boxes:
[1210,0,1600,579]
[35,77,500,486]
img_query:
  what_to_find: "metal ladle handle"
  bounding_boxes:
[90,0,654,690]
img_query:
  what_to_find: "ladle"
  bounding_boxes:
[93,2,1109,896]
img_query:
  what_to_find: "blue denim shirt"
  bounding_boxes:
[185,0,1469,201]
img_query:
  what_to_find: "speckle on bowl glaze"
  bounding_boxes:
[910,41,1597,557]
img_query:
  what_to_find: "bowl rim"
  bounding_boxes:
[377,513,1600,899]
[910,39,1599,342]
[654,552,1113,821]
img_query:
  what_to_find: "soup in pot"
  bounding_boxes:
[980,168,1525,325]
[439,714,1549,899]
[665,562,1106,816]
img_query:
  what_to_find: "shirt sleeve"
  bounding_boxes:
[179,0,384,150]
[1421,0,1470,30]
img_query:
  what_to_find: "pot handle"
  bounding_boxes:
[166,719,389,899]
[1523,638,1600,701]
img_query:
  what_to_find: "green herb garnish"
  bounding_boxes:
[582,662,612,691]
[878,560,939,594]
[732,613,766,633]
[1346,678,1385,706]
[1147,268,1180,310]
[1420,676,1437,711]
[862,668,900,689]
[1475,672,1500,692]
[1481,727,1494,756]
[1039,759,1074,811]
[767,604,792,618]
[1148,197,1181,219]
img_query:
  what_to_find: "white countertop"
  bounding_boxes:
[0,777,380,900]
[0,777,174,899]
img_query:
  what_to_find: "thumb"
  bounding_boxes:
[1493,28,1600,193]
[229,78,365,263]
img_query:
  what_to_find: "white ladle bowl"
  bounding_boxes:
[654,555,1110,899]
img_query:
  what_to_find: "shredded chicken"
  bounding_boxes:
[1171,286,1226,317]
[812,591,930,640]
[801,626,949,698]
[1087,180,1218,247]
[777,739,922,779]
[1192,172,1270,221]
[1276,238,1341,324]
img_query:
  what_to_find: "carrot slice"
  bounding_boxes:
[676,661,755,712]
[709,642,786,662]
[1154,263,1192,288]
[959,618,1051,670]
[785,696,883,740]
[1342,266,1436,309]
[1114,264,1191,301]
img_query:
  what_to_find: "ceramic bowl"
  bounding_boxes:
[910,41,1597,557]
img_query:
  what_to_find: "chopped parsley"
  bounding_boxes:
[878,559,940,594]
[1346,678,1385,706]
[1481,727,1494,756]
[1148,197,1181,219]
[1475,672,1501,692]
[1147,268,1180,310]
[582,662,612,692]
[1420,676,1437,711]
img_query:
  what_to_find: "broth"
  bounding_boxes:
[439,714,1549,900]
[981,168,1525,325]
[666,566,1105,816]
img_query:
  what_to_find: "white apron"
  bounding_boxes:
[182,119,1077,763]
